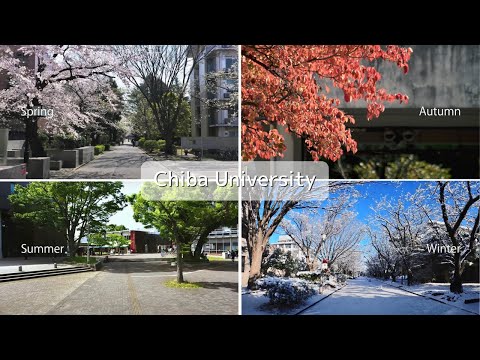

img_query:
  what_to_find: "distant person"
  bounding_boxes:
[231,250,235,262]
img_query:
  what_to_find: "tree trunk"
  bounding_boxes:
[450,252,463,293]
[247,231,264,289]
[164,131,174,155]
[407,269,413,286]
[193,237,208,258]
[67,234,77,258]
[30,120,46,157]
[23,119,31,164]
[306,256,315,272]
[176,242,184,283]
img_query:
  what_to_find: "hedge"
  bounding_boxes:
[143,140,158,153]
[157,140,166,152]
[94,145,105,155]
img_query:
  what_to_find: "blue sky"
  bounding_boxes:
[270,181,427,245]
[108,181,148,231]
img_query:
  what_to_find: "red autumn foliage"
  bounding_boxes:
[242,45,412,161]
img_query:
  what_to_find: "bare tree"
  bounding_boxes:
[368,228,401,282]
[280,192,359,271]
[242,181,355,288]
[318,218,364,268]
[335,247,364,277]
[116,45,208,154]
[414,181,479,293]
[370,194,428,285]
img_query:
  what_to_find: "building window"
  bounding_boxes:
[208,108,216,126]
[225,57,235,71]
[206,57,216,73]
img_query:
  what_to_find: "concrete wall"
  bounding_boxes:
[0,164,26,179]
[50,160,62,170]
[7,158,50,179]
[47,149,79,168]
[76,146,94,164]
[181,136,237,151]
[26,157,49,179]
[335,45,479,109]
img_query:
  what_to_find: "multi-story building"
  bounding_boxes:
[181,45,238,154]
[270,235,304,260]
[198,227,238,255]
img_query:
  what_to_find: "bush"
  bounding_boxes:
[204,149,238,161]
[138,137,146,148]
[296,271,324,282]
[104,144,111,151]
[51,135,79,150]
[261,248,306,277]
[256,276,316,306]
[336,273,347,284]
[94,145,105,155]
[143,140,158,153]
[157,139,166,152]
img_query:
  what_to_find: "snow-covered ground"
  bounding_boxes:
[383,280,479,315]
[301,277,477,315]
[242,285,341,315]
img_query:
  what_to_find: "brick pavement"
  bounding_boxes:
[0,259,238,315]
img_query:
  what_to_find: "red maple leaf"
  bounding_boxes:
[242,45,412,161]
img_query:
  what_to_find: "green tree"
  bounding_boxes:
[126,88,160,139]
[126,86,191,145]
[191,201,237,259]
[106,224,128,231]
[88,232,129,248]
[128,183,234,283]
[116,45,201,154]
[9,182,127,257]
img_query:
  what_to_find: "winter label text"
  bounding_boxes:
[425,244,461,253]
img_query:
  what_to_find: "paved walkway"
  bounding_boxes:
[0,257,238,315]
[300,278,472,315]
[51,144,151,179]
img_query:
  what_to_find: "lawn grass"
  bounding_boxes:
[207,255,229,262]
[164,280,203,289]
[63,256,98,265]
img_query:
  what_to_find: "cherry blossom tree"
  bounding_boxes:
[0,45,120,163]
[242,45,412,161]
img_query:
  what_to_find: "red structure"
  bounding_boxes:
[127,230,169,253]
[130,231,137,253]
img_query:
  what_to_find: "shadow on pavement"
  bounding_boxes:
[195,281,238,292]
